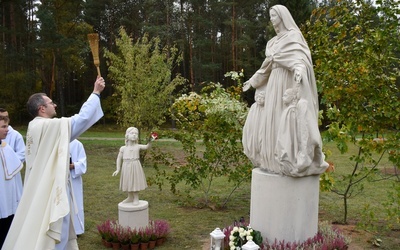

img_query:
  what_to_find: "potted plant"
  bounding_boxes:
[147,225,157,249]
[223,218,263,249]
[97,221,107,246]
[139,227,150,250]
[130,228,141,250]
[97,219,116,248]
[110,222,122,250]
[118,226,131,250]
[153,219,170,245]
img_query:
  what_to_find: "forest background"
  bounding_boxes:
[0,0,349,123]
[1,0,399,248]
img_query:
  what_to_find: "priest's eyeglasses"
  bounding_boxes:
[42,101,57,108]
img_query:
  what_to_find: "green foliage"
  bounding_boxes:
[382,182,400,230]
[104,28,185,131]
[303,0,400,224]
[150,82,251,208]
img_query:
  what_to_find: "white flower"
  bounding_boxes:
[230,247,236,250]
[229,241,234,246]
[232,226,239,232]
[246,235,253,241]
[238,227,245,233]
[229,235,235,240]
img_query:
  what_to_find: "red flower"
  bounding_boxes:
[150,132,159,140]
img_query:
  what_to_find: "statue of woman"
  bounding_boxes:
[242,5,328,177]
[112,127,152,205]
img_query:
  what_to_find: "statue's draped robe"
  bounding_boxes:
[3,94,103,250]
[242,27,327,177]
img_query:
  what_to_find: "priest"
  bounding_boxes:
[2,77,106,250]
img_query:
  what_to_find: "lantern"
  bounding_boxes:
[210,227,225,250]
[242,239,260,250]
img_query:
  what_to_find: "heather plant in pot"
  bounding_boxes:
[130,228,141,245]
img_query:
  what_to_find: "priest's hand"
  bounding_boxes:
[112,170,119,176]
[93,76,105,95]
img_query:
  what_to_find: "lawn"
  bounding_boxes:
[15,125,400,249]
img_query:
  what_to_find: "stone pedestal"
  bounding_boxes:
[250,168,320,244]
[118,200,149,229]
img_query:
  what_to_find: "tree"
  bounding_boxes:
[35,0,93,115]
[303,0,400,224]
[151,80,252,208]
[0,0,36,121]
[104,28,185,131]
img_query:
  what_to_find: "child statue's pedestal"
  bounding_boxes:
[250,168,320,243]
[118,200,149,229]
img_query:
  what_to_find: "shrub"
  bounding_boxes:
[151,82,252,208]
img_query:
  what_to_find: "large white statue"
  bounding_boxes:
[242,4,328,177]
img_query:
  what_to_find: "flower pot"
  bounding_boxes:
[112,242,121,250]
[139,242,149,250]
[121,243,130,250]
[130,243,139,250]
[156,238,163,246]
[105,240,113,248]
[148,240,156,249]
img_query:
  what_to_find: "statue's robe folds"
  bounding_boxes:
[242,28,327,177]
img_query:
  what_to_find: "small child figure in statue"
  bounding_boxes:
[112,127,157,205]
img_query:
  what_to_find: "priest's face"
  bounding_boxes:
[0,120,9,140]
[39,96,58,118]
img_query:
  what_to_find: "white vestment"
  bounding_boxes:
[0,141,23,219]
[69,139,87,235]
[2,94,103,250]
[4,126,25,204]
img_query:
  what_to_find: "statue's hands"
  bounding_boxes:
[294,68,302,84]
[242,81,251,92]
[112,170,119,176]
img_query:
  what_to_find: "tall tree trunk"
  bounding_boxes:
[9,2,17,49]
[189,33,194,91]
[231,2,236,70]
[51,50,56,99]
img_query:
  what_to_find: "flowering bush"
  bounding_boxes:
[150,82,252,208]
[118,226,131,245]
[97,219,118,242]
[265,222,350,249]
[222,220,350,250]
[97,219,170,246]
[130,228,141,244]
[110,222,123,243]
[139,227,150,243]
[151,219,170,239]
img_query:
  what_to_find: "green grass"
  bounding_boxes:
[79,137,252,249]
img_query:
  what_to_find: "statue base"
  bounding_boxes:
[250,168,320,243]
[118,200,149,229]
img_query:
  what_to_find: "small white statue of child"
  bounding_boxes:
[112,127,156,205]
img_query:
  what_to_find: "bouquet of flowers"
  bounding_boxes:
[149,132,159,141]
[228,225,262,249]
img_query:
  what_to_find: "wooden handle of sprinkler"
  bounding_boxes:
[96,66,101,77]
